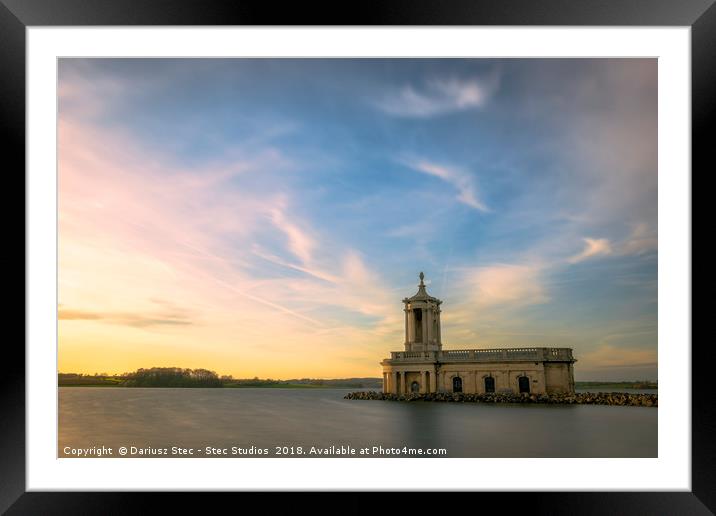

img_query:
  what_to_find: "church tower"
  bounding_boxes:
[382,271,575,395]
[402,272,442,352]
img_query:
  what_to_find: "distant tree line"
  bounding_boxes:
[122,367,222,388]
[59,370,383,389]
[58,373,123,386]
[220,376,382,388]
[575,380,657,390]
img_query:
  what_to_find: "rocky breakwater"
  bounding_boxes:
[345,391,657,407]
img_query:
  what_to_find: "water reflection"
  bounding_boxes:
[59,387,657,458]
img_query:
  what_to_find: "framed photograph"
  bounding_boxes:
[4,0,709,512]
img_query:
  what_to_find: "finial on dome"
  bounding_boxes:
[419,271,425,285]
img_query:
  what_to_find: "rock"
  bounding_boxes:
[344,390,657,407]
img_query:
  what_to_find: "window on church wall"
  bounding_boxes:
[484,376,495,393]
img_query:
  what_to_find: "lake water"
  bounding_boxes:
[59,387,657,458]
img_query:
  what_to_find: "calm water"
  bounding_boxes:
[59,387,657,458]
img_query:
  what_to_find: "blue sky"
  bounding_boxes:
[58,58,657,380]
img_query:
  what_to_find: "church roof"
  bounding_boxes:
[403,272,441,304]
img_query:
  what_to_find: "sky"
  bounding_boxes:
[58,58,658,381]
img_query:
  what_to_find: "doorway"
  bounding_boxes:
[410,381,420,393]
[452,376,463,393]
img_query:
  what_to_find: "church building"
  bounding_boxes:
[381,273,576,395]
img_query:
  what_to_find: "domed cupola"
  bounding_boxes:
[402,272,443,352]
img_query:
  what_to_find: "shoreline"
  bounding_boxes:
[345,391,658,407]
[58,384,375,389]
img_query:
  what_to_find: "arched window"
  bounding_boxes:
[518,376,530,394]
[410,381,420,393]
[452,376,463,393]
[484,376,495,393]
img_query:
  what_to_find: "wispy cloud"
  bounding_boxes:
[579,344,657,369]
[59,308,194,328]
[463,264,549,308]
[269,202,315,264]
[374,75,498,118]
[251,245,339,284]
[620,223,657,256]
[568,238,612,264]
[567,227,655,265]
[403,159,489,211]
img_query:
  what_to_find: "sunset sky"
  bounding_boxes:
[58,59,657,381]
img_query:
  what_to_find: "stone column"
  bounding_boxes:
[430,369,437,393]
[421,371,427,393]
[407,311,414,345]
[404,308,409,346]
[436,309,441,347]
[392,371,398,395]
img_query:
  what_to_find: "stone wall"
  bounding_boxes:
[437,362,547,394]
[544,362,574,394]
[382,360,575,395]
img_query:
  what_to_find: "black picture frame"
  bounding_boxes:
[2,0,710,513]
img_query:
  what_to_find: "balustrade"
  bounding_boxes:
[388,347,574,362]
